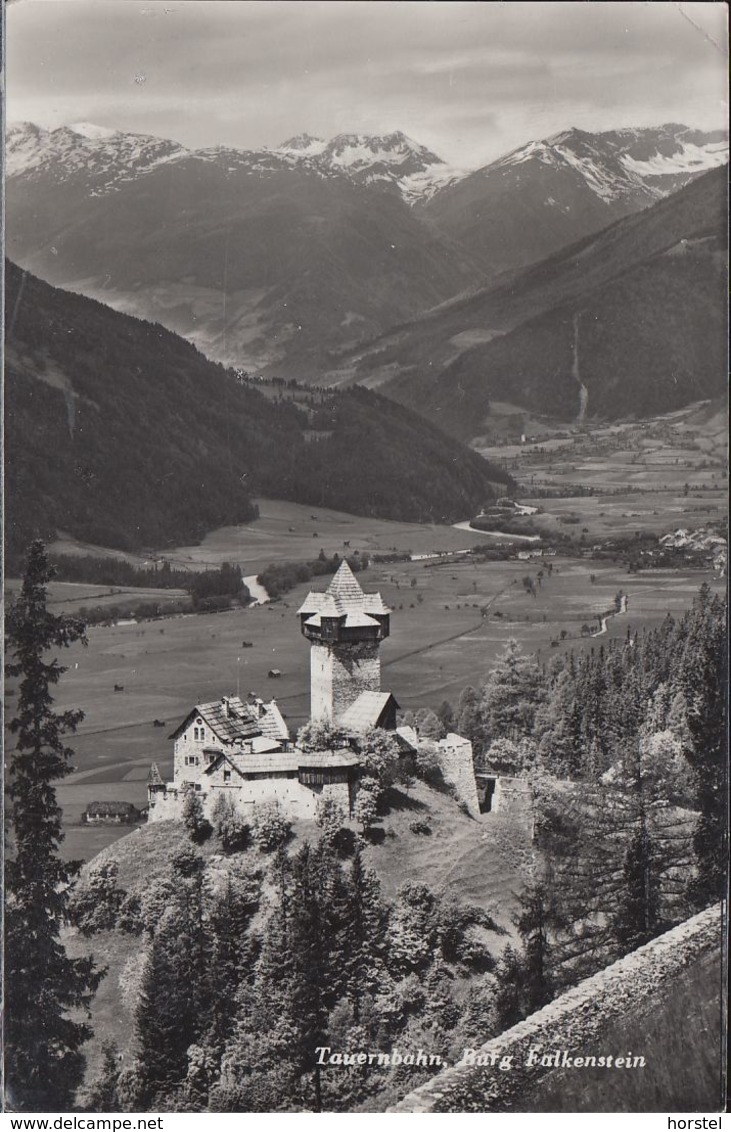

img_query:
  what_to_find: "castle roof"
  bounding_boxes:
[148,762,163,786]
[203,746,358,776]
[168,696,261,743]
[297,560,389,618]
[339,690,399,733]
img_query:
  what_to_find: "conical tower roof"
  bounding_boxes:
[297,559,390,618]
[148,762,163,786]
[326,560,366,608]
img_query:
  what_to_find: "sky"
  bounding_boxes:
[4,0,728,167]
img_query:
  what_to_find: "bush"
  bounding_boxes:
[315,795,346,838]
[356,729,410,789]
[68,860,127,935]
[409,818,432,835]
[181,789,213,843]
[251,802,292,852]
[211,792,250,853]
[353,778,381,835]
[296,719,348,752]
[414,744,445,787]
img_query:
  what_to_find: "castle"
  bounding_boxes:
[148,561,480,822]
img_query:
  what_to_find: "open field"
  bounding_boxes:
[3,580,190,616]
[50,498,481,576]
[477,401,727,499]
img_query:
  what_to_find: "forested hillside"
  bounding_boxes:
[449,583,726,1002]
[334,164,728,435]
[4,262,511,567]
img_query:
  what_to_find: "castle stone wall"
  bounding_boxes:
[148,777,352,823]
[390,904,723,1113]
[436,734,481,818]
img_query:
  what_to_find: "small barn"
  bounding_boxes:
[82,800,142,825]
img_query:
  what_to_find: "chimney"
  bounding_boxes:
[222,695,231,717]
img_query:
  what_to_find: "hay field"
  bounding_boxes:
[51,498,480,576]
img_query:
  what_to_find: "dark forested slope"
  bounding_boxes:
[335,165,728,437]
[4,262,510,564]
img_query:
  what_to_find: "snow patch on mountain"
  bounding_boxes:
[621,140,728,178]
[69,122,119,140]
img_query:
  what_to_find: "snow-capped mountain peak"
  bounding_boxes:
[489,123,728,205]
[278,133,327,156]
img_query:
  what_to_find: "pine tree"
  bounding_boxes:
[481,638,547,744]
[132,851,211,1107]
[4,540,103,1110]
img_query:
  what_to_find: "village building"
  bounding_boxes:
[82,800,143,825]
[148,561,480,822]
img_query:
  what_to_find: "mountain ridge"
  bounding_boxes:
[325,164,728,437]
[4,259,511,563]
[5,120,726,376]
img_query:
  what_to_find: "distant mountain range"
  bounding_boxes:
[330,165,728,437]
[421,123,728,281]
[5,120,726,376]
[4,260,511,564]
[5,123,481,374]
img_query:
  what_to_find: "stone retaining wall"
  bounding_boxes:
[390,904,723,1112]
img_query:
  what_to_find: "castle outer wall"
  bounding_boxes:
[390,904,723,1113]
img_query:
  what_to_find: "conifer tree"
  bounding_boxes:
[4,540,102,1110]
[481,638,547,744]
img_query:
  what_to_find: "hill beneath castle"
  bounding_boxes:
[4,261,511,567]
[64,782,529,1088]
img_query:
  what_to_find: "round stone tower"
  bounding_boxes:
[298,560,390,723]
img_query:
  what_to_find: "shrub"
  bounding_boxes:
[315,795,346,840]
[296,719,348,752]
[414,744,445,787]
[251,802,292,852]
[353,778,381,835]
[357,729,410,789]
[211,792,250,853]
[409,818,432,835]
[181,789,213,843]
[68,860,127,935]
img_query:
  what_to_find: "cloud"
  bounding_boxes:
[5,1,727,166]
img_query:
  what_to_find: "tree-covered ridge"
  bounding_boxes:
[448,584,727,1022]
[4,261,511,567]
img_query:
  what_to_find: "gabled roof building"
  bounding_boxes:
[148,561,480,823]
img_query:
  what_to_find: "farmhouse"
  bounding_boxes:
[148,561,480,822]
[83,800,143,825]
